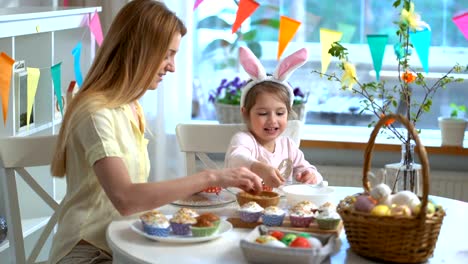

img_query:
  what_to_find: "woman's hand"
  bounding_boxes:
[295,170,322,184]
[212,167,263,194]
[250,161,285,188]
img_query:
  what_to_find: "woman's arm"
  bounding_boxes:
[94,157,262,216]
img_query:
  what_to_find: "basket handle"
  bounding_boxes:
[362,114,430,221]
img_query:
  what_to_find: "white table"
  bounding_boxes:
[106,187,468,264]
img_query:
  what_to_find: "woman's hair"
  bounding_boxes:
[51,0,187,177]
[241,80,297,124]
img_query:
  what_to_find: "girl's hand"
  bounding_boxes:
[250,162,285,188]
[295,170,322,184]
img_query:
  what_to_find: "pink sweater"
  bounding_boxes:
[225,131,322,184]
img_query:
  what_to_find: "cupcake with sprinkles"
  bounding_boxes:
[169,211,197,236]
[239,201,264,223]
[262,206,286,226]
[139,210,171,237]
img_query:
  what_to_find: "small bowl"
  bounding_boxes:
[282,185,334,208]
[237,191,280,208]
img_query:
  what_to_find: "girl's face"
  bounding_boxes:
[243,91,288,148]
[149,33,181,90]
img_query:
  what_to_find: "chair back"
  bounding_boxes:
[0,135,59,264]
[175,120,302,175]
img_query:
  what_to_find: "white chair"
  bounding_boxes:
[0,135,60,264]
[175,120,302,175]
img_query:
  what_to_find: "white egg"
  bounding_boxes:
[307,237,322,248]
[264,240,287,247]
[391,191,420,209]
[370,183,392,205]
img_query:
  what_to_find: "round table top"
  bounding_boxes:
[106,186,468,264]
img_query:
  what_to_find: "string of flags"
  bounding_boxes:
[0,9,103,127]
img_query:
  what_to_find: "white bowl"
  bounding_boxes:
[282,184,335,208]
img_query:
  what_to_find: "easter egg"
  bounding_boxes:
[370,204,390,216]
[297,232,311,238]
[389,204,412,217]
[255,235,277,244]
[281,233,297,245]
[269,230,284,240]
[354,195,377,212]
[264,240,287,248]
[289,237,311,248]
[307,237,323,248]
[413,202,435,216]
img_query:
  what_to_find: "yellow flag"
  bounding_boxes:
[320,28,342,75]
[27,67,40,128]
[277,16,301,60]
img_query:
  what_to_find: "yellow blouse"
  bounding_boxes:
[49,102,150,263]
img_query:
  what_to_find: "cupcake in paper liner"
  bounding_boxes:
[170,212,197,236]
[262,206,285,226]
[174,207,199,218]
[139,210,171,237]
[197,212,220,227]
[191,218,219,237]
[239,201,263,223]
[289,207,315,227]
[316,203,341,230]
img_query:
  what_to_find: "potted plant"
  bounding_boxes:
[208,77,309,124]
[438,103,467,147]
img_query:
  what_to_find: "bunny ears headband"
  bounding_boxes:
[239,46,308,108]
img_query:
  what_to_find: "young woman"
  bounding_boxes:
[49,1,262,263]
[225,46,323,189]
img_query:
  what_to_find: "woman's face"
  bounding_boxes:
[243,91,289,148]
[149,33,182,90]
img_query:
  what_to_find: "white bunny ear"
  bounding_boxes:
[273,48,308,81]
[239,46,267,81]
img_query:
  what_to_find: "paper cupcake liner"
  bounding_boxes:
[191,225,219,237]
[170,222,191,236]
[239,211,263,223]
[289,215,314,227]
[316,218,341,230]
[142,222,170,237]
[262,214,285,226]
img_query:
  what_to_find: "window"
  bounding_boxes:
[192,0,467,130]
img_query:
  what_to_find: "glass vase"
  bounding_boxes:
[383,142,422,196]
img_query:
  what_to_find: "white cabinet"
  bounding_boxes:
[0,6,101,262]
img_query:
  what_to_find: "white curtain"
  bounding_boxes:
[65,0,195,181]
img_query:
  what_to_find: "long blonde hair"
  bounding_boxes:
[51,0,187,177]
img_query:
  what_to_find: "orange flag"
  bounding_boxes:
[0,52,14,125]
[277,16,301,60]
[232,0,259,34]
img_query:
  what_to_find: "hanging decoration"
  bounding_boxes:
[319,28,343,75]
[277,16,301,60]
[337,23,356,43]
[26,67,40,128]
[0,52,14,125]
[410,29,431,73]
[231,0,259,34]
[193,0,204,11]
[0,10,103,127]
[452,12,468,41]
[367,34,388,81]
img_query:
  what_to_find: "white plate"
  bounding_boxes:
[171,190,236,208]
[130,220,233,243]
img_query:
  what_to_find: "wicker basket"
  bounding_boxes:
[337,114,445,263]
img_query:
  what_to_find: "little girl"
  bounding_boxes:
[225,46,323,189]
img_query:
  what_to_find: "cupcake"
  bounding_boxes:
[197,212,220,227]
[174,207,199,218]
[170,212,197,236]
[191,218,219,237]
[291,200,318,213]
[262,206,286,226]
[239,201,264,223]
[289,207,315,227]
[316,203,341,230]
[139,210,171,237]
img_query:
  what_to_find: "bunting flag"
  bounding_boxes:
[337,23,356,43]
[72,42,83,87]
[452,12,468,41]
[367,34,388,81]
[27,67,40,128]
[277,16,301,60]
[51,63,63,115]
[319,28,342,75]
[89,10,104,46]
[0,52,14,125]
[193,0,204,11]
[231,0,259,34]
[63,0,69,7]
[410,29,431,73]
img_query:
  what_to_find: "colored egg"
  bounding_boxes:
[289,237,311,248]
[255,235,277,244]
[269,230,285,240]
[281,233,297,245]
[264,240,287,248]
[297,232,311,238]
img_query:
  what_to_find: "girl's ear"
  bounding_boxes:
[239,46,267,81]
[274,48,308,82]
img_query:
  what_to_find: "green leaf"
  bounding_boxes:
[197,16,231,30]
[251,19,280,29]
[247,42,262,58]
[201,39,232,57]
[242,30,258,41]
